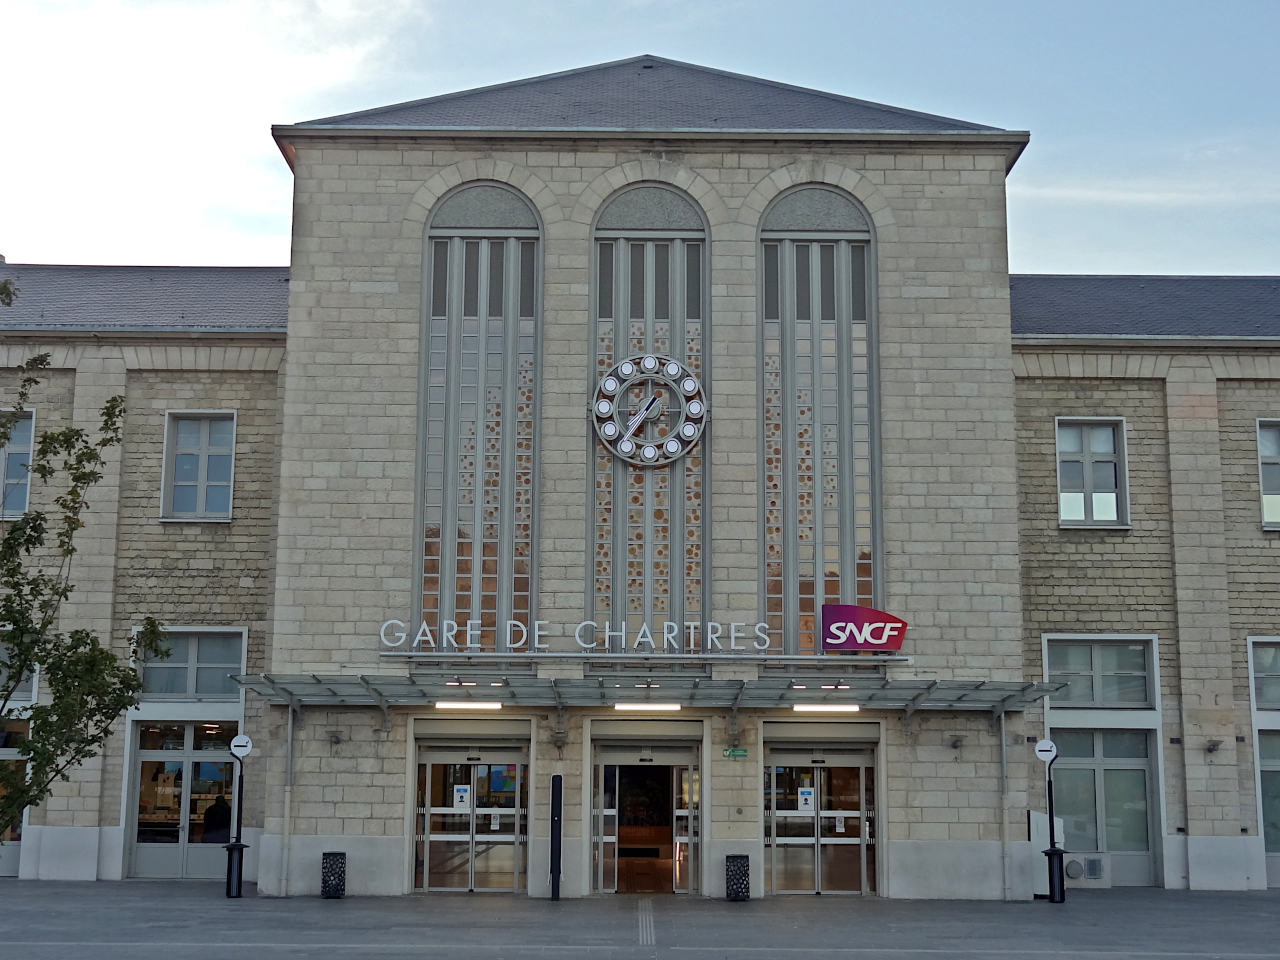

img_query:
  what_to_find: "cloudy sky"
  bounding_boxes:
[2,0,1277,274]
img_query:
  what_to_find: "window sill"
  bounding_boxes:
[1263,524,1280,533]
[1058,522,1132,531]
[158,516,233,524]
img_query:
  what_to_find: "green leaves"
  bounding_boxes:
[0,356,159,839]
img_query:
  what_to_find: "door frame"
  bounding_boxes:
[128,720,241,879]
[591,740,702,894]
[763,747,875,895]
[416,743,530,892]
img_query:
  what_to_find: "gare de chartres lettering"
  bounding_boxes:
[379,617,775,653]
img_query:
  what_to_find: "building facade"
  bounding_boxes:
[1,57,1277,898]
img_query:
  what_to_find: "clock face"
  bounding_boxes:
[592,354,708,466]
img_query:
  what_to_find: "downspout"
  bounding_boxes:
[282,704,295,895]
[999,711,1011,901]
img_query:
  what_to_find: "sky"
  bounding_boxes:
[2,0,1277,275]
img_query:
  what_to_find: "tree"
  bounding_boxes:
[0,352,164,839]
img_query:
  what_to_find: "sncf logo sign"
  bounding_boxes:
[821,604,908,652]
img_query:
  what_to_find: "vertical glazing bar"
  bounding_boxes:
[612,243,630,641]
[471,242,490,632]
[811,246,826,647]
[438,238,464,626]
[642,240,655,625]
[780,241,799,653]
[497,238,519,641]
[834,241,855,603]
[670,239,687,635]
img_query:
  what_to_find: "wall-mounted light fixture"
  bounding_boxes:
[435,701,503,710]
[793,704,860,713]
[614,703,681,712]
[950,735,966,750]
[1205,739,1223,754]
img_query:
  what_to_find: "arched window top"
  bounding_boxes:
[596,184,704,233]
[762,185,869,234]
[429,183,538,232]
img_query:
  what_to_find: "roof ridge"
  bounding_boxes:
[298,54,659,127]
[296,54,1002,132]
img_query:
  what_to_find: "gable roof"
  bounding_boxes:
[1010,275,1280,340]
[291,55,1007,136]
[0,264,288,334]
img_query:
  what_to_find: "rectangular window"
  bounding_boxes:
[0,642,34,700]
[1047,639,1152,707]
[163,413,235,520]
[1260,731,1280,854]
[1056,418,1128,527]
[1050,727,1153,857]
[1254,642,1280,709]
[1,411,33,519]
[141,630,243,700]
[1258,422,1280,528]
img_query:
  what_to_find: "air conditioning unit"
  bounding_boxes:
[1063,852,1110,888]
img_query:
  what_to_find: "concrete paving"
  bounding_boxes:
[1,881,1278,959]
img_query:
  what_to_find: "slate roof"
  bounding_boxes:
[0,264,288,333]
[2,264,1277,341]
[1011,275,1280,339]
[293,55,1005,134]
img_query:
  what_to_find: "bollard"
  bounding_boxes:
[224,841,248,898]
[1044,846,1065,903]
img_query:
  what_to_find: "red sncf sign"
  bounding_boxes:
[821,604,908,652]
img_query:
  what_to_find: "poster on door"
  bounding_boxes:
[453,784,470,811]
[798,787,815,812]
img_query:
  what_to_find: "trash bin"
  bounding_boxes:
[321,851,346,899]
[726,854,749,901]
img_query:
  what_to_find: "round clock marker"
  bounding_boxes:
[591,354,709,467]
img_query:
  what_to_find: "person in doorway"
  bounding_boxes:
[203,795,232,843]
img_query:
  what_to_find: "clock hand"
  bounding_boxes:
[620,395,660,442]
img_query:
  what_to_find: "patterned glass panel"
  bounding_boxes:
[424,191,539,650]
[591,191,707,651]
[760,213,874,653]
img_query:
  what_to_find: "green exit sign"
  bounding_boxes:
[723,747,748,759]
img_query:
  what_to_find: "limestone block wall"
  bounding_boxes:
[1014,347,1280,887]
[275,135,1023,682]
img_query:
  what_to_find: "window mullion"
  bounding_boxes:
[780,240,799,654]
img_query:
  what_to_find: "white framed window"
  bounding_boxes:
[1257,420,1280,529]
[0,411,34,519]
[139,629,244,700]
[1047,637,1152,708]
[0,641,35,701]
[1055,418,1129,527]
[1254,641,1280,710]
[161,412,235,521]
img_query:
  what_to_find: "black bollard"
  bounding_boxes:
[224,841,248,898]
[1043,845,1065,903]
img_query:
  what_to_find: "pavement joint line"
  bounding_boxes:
[669,949,1280,959]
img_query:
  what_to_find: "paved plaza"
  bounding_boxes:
[1,881,1278,959]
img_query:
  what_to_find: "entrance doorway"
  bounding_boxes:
[415,746,528,891]
[592,743,699,893]
[763,748,876,894]
[131,721,238,879]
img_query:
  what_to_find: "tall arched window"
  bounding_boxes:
[422,183,540,648]
[589,184,709,647]
[760,186,876,654]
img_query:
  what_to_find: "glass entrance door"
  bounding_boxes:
[414,748,528,892]
[592,743,700,894]
[131,721,238,879]
[764,750,875,894]
[1051,728,1155,886]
